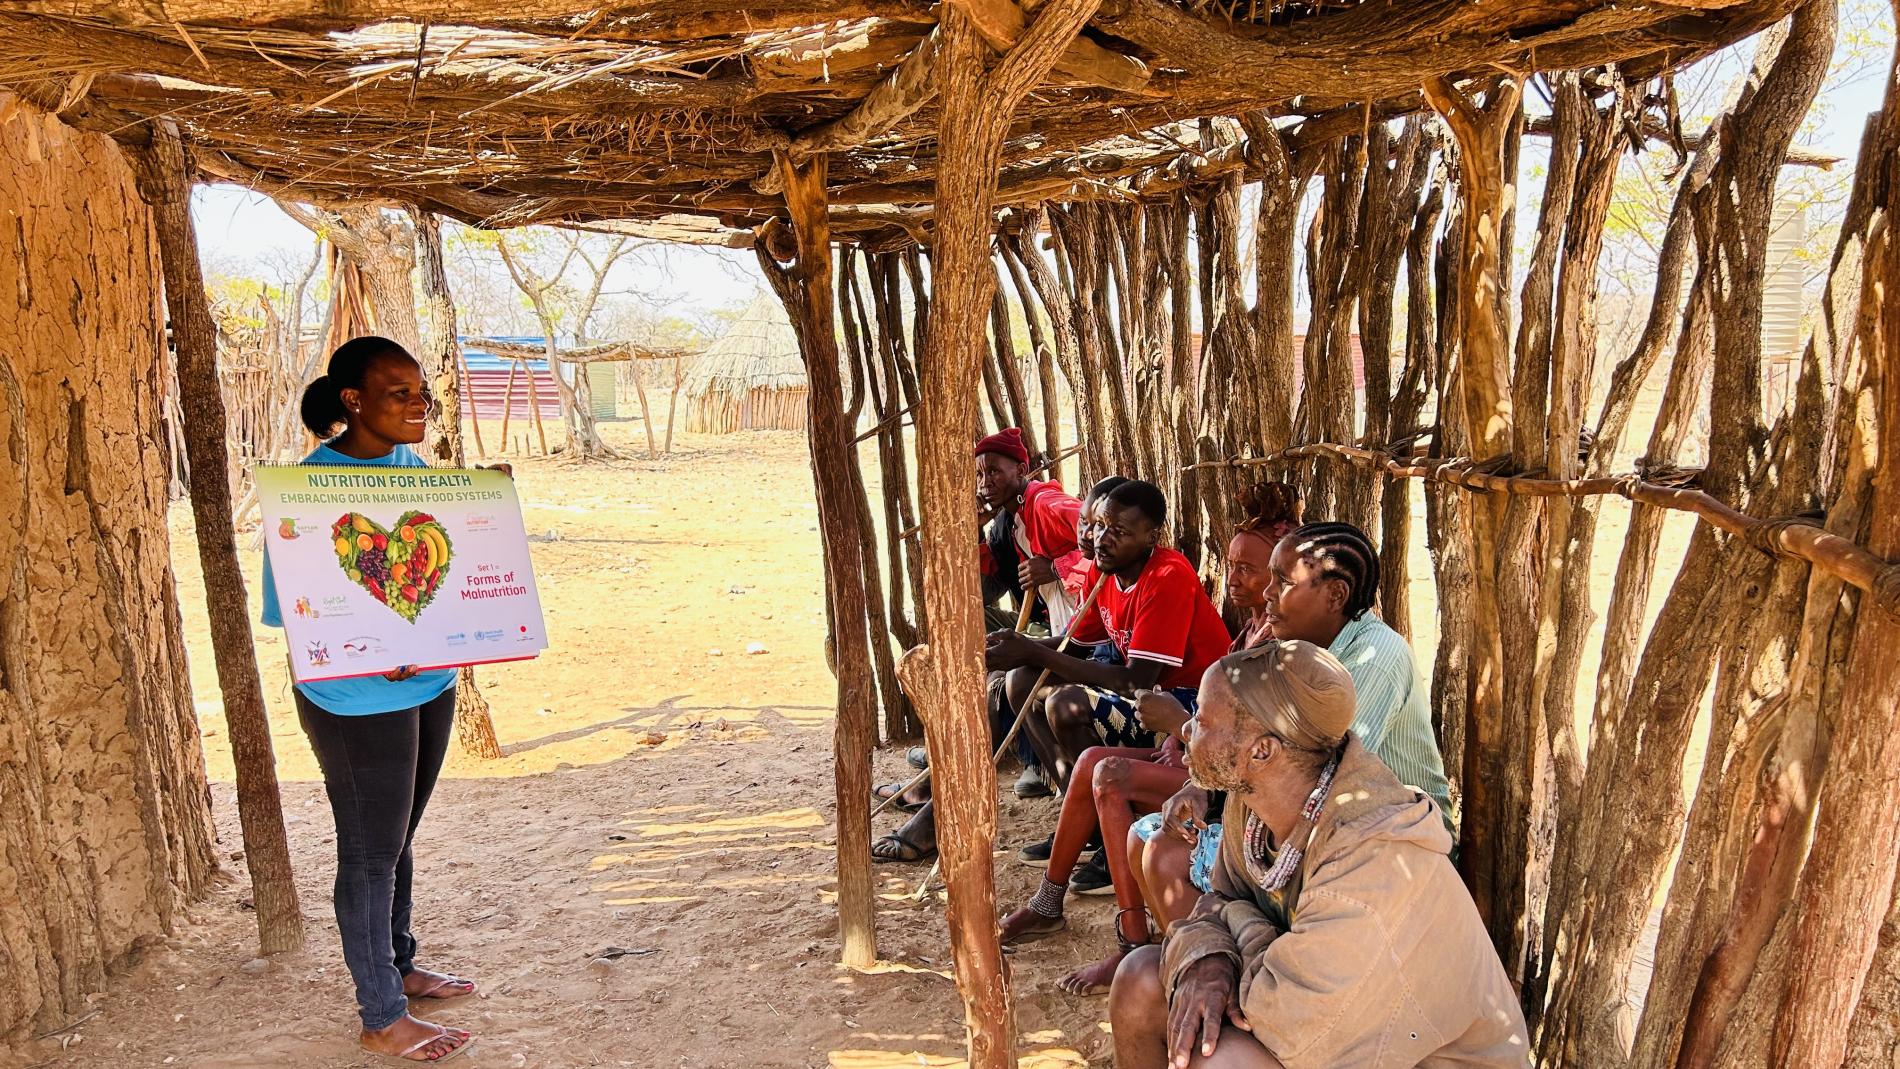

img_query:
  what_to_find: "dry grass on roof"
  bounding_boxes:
[684,296,812,396]
[0,0,1803,240]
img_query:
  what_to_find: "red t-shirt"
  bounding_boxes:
[1068,548,1231,690]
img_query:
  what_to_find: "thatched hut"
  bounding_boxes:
[684,298,809,434]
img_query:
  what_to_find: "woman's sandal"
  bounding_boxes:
[371,1025,472,1063]
[871,829,937,863]
[872,782,925,813]
[407,972,477,1000]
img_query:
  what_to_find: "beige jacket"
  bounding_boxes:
[1161,737,1529,1069]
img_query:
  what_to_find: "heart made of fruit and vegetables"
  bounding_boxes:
[332,512,454,622]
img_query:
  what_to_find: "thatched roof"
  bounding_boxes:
[465,336,696,363]
[0,0,1800,246]
[684,295,807,396]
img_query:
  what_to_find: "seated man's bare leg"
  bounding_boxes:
[1018,677,1066,786]
[1111,948,1283,1069]
[871,800,938,862]
[1127,829,1157,910]
[1140,832,1202,932]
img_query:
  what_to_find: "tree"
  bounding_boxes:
[489,228,648,460]
[276,200,421,356]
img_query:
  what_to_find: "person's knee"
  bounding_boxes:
[1193,1027,1280,1068]
[1109,943,1165,1025]
[1093,755,1132,797]
[1048,685,1093,730]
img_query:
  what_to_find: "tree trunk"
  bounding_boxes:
[0,99,219,1039]
[278,201,419,357]
[135,120,304,957]
[414,210,503,762]
[756,153,879,971]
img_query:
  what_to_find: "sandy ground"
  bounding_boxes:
[7,421,1695,1069]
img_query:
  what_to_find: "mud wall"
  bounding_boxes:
[0,96,216,1040]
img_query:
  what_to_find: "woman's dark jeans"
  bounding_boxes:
[296,686,456,1031]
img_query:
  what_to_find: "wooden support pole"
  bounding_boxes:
[913,2,1099,1065]
[665,354,684,455]
[1771,30,1900,1064]
[758,152,879,970]
[458,346,486,460]
[633,362,659,458]
[498,358,519,448]
[522,356,549,456]
[1421,73,1521,957]
[133,120,304,956]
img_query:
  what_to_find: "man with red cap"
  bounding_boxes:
[974,427,1089,632]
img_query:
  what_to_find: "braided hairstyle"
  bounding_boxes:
[1286,521,1380,621]
[1235,482,1301,547]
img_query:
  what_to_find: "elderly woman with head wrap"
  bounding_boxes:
[1108,642,1527,1069]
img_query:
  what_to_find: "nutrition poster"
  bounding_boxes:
[256,465,548,682]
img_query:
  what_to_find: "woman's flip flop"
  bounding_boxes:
[409,973,476,1000]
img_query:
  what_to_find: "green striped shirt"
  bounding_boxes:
[1329,614,1457,832]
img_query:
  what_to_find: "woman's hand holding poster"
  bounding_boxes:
[258,465,547,682]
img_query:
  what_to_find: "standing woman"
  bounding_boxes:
[259,337,482,1063]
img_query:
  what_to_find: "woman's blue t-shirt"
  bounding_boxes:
[261,442,458,716]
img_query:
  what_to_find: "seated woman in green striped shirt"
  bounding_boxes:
[1262,521,1456,828]
[1137,520,1456,929]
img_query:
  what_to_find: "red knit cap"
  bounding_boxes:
[973,427,1029,465]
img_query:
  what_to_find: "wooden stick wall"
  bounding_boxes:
[806,11,1900,1063]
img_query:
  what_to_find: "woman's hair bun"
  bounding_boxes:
[1236,482,1301,529]
[297,337,411,440]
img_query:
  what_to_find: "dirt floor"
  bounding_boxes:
[6,421,1695,1069]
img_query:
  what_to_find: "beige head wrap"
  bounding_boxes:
[1216,639,1356,752]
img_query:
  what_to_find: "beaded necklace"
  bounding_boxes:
[1241,747,1342,892]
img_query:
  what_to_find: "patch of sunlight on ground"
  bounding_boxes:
[590,838,829,868]
[828,1046,1085,1068]
[848,961,953,981]
[631,807,825,837]
[595,872,825,894]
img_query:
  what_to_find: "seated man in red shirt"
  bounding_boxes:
[985,478,1231,786]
